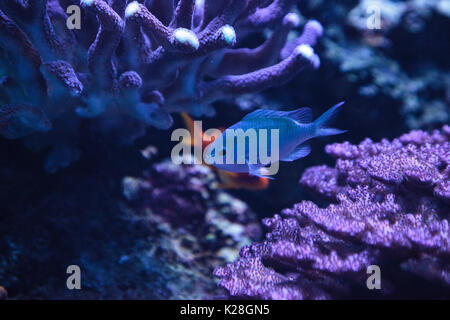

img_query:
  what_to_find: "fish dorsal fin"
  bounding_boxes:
[286,108,313,123]
[243,108,313,124]
[281,144,311,162]
[243,109,283,120]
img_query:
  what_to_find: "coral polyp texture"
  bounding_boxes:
[214,125,450,299]
[0,156,262,299]
[0,0,322,170]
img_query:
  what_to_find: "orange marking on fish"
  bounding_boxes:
[181,112,269,190]
[217,170,270,190]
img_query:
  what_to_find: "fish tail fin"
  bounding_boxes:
[314,101,347,137]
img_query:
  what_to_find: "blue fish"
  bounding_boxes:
[204,102,346,178]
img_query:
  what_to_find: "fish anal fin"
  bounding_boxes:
[248,163,275,180]
[281,144,311,162]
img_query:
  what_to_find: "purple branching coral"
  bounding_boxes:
[0,0,322,171]
[215,126,450,299]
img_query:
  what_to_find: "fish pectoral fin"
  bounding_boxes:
[248,164,275,180]
[281,144,311,162]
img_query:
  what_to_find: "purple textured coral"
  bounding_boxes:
[215,126,450,299]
